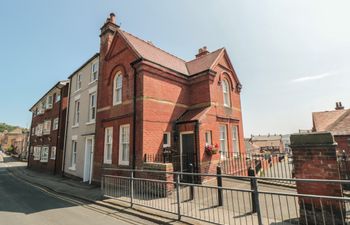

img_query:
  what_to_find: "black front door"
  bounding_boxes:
[181,133,195,182]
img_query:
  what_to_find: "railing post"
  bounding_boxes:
[217,165,223,206]
[249,167,262,225]
[176,173,181,220]
[189,163,194,201]
[130,171,134,207]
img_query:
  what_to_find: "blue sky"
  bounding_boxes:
[1,0,350,136]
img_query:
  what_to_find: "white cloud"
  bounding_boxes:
[291,72,336,83]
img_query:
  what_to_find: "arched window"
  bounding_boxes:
[222,79,230,107]
[113,72,122,105]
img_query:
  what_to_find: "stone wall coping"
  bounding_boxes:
[290,132,337,147]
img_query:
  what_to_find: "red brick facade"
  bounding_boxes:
[93,14,245,182]
[28,82,69,174]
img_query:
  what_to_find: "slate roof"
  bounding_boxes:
[120,30,225,76]
[312,109,350,135]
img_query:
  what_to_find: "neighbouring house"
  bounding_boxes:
[63,54,99,183]
[28,81,69,174]
[312,102,350,154]
[0,128,29,157]
[93,13,246,182]
[249,134,284,153]
[13,129,30,159]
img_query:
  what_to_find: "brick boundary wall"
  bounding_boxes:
[290,132,345,225]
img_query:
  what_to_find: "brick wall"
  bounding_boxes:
[290,132,345,225]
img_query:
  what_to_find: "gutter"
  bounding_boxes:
[130,58,142,170]
[62,79,72,176]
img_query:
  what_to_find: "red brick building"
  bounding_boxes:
[28,81,69,174]
[93,14,245,182]
[312,102,350,154]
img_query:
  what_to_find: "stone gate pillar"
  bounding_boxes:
[290,132,345,225]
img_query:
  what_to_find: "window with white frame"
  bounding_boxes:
[104,127,113,164]
[222,79,230,107]
[53,118,59,130]
[73,100,80,126]
[50,146,56,160]
[219,125,228,157]
[31,127,35,136]
[205,131,212,146]
[91,62,98,82]
[232,126,240,153]
[163,132,171,148]
[46,95,53,109]
[40,146,49,162]
[36,124,43,136]
[38,102,45,115]
[43,120,51,135]
[70,141,77,169]
[113,73,122,105]
[76,74,82,91]
[88,92,96,122]
[33,146,41,160]
[55,93,61,103]
[119,124,130,165]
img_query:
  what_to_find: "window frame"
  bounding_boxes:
[40,146,49,162]
[53,118,59,130]
[73,100,80,126]
[232,126,240,153]
[43,120,51,135]
[76,74,82,91]
[118,124,130,166]
[219,125,228,158]
[163,132,171,148]
[50,146,56,160]
[113,73,122,106]
[91,62,99,82]
[205,131,212,146]
[70,141,77,170]
[33,146,41,160]
[104,127,113,164]
[88,92,97,122]
[222,79,231,107]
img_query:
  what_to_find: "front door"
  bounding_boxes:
[180,132,195,181]
[83,136,94,184]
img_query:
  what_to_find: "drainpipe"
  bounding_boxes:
[130,58,142,170]
[62,82,71,176]
[53,87,62,175]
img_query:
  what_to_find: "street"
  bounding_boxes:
[0,157,132,225]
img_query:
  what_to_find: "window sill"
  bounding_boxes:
[72,124,79,128]
[118,161,129,166]
[113,102,122,107]
[73,89,81,94]
[40,160,48,163]
[50,158,56,160]
[68,166,76,171]
[104,161,112,165]
[88,79,97,86]
[86,121,96,125]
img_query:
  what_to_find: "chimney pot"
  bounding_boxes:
[335,101,345,110]
[195,46,209,58]
[109,13,116,24]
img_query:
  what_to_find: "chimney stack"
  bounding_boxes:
[335,102,345,110]
[195,46,209,58]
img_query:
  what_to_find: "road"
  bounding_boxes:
[0,155,132,225]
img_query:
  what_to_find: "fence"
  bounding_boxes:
[145,152,295,185]
[102,168,350,225]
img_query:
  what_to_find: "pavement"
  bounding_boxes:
[0,153,201,225]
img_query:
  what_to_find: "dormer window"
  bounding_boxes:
[113,72,122,105]
[222,79,230,107]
